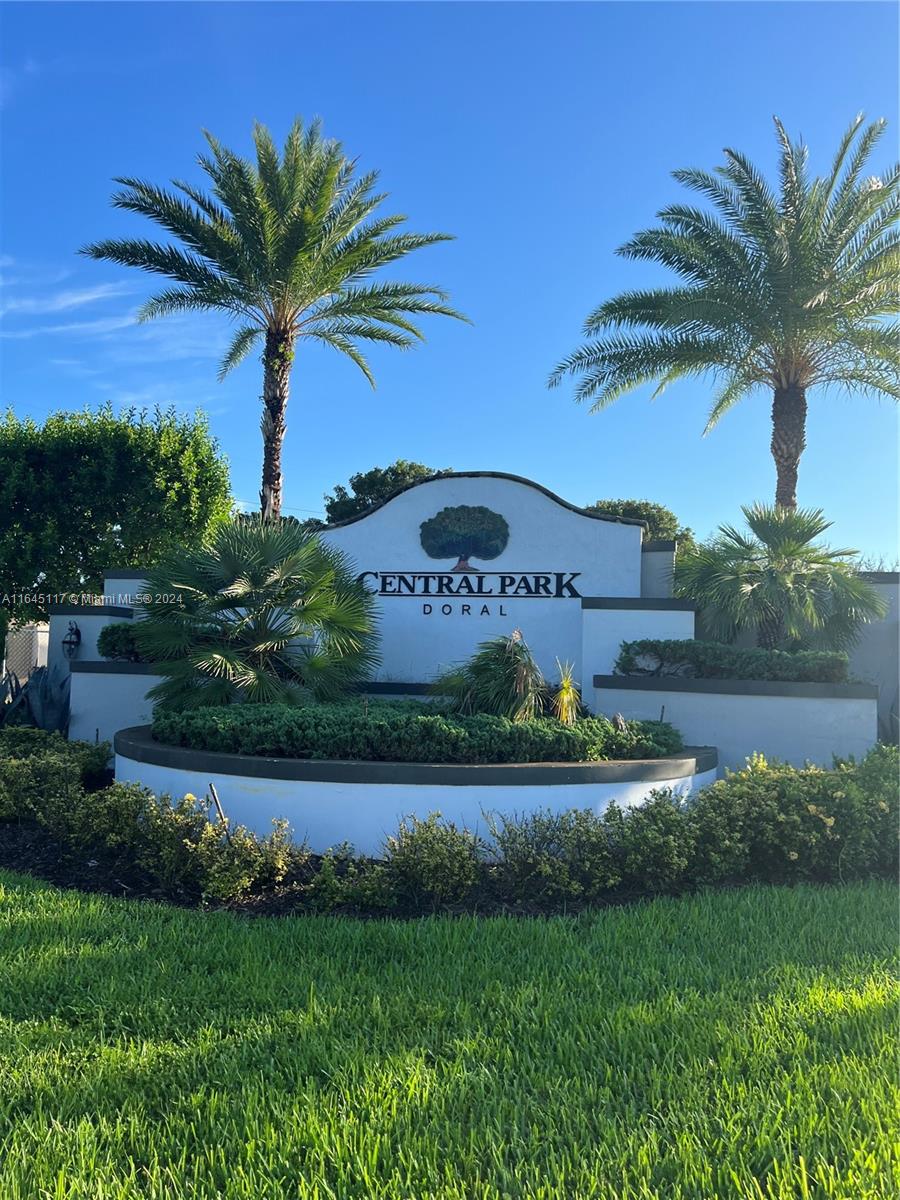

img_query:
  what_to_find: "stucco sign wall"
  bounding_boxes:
[319,472,654,683]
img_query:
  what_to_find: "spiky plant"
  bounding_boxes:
[551,115,899,508]
[432,630,547,723]
[674,504,887,650]
[135,518,379,708]
[82,119,465,519]
[550,660,581,726]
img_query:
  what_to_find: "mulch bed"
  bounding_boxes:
[0,822,176,905]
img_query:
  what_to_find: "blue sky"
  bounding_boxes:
[1,1,897,556]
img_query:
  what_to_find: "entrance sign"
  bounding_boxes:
[359,571,582,598]
[320,472,689,687]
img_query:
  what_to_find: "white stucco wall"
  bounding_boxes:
[580,606,695,694]
[113,753,717,855]
[69,670,163,749]
[47,610,135,678]
[319,474,644,682]
[850,575,899,737]
[639,548,675,598]
[103,573,148,607]
[593,683,877,770]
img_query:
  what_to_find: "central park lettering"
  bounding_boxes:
[358,571,582,599]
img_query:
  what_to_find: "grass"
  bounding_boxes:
[0,874,896,1199]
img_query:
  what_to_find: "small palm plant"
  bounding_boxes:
[82,119,465,519]
[550,115,899,508]
[135,518,378,708]
[674,504,887,650]
[433,630,546,723]
[550,660,581,726]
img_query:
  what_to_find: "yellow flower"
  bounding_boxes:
[788,851,799,861]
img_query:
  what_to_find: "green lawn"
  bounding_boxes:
[0,874,896,1200]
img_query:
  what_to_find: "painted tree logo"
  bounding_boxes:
[419,505,510,572]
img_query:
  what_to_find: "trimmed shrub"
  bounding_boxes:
[605,793,697,893]
[0,735,302,901]
[614,639,848,683]
[127,789,297,901]
[486,809,620,905]
[4,728,896,912]
[97,622,145,663]
[688,746,899,885]
[0,727,110,788]
[382,814,483,908]
[151,701,683,765]
[0,753,82,824]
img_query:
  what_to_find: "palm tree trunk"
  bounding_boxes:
[259,329,294,521]
[770,384,807,510]
[757,610,784,650]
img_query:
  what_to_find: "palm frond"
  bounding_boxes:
[218,324,264,380]
[551,114,900,425]
[136,517,379,706]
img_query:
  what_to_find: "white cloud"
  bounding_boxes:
[0,281,133,317]
[0,313,137,339]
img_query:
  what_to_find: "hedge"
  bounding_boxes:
[614,639,849,683]
[0,733,896,909]
[0,727,110,787]
[97,621,145,663]
[151,701,684,764]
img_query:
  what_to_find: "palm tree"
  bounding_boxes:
[550,116,899,508]
[83,119,465,519]
[674,504,887,651]
[135,517,379,708]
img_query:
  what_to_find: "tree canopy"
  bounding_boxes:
[324,460,453,524]
[586,499,697,555]
[0,406,231,623]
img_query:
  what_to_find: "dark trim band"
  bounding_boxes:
[581,597,695,611]
[320,471,648,531]
[70,661,159,675]
[114,726,717,786]
[49,604,134,618]
[641,540,676,552]
[103,570,148,581]
[593,674,878,700]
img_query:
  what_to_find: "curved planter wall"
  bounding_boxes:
[114,726,717,855]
